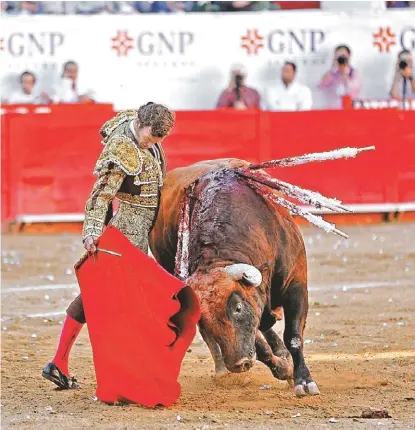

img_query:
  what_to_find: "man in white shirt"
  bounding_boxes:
[263,62,313,111]
[51,61,95,103]
[7,71,42,104]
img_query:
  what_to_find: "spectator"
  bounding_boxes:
[262,62,312,111]
[74,1,118,14]
[390,50,415,100]
[216,1,273,11]
[1,1,11,12]
[151,1,194,12]
[52,61,95,103]
[116,2,138,13]
[19,1,42,14]
[193,1,221,11]
[41,1,120,14]
[41,1,66,13]
[132,1,153,12]
[216,64,261,110]
[318,44,362,109]
[386,1,411,7]
[6,71,45,104]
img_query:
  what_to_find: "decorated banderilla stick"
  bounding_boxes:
[237,169,352,214]
[248,146,375,170]
[246,178,350,239]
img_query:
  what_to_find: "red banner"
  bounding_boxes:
[1,105,414,226]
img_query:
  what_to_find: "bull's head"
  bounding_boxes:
[187,263,266,373]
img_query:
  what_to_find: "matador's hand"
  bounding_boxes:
[84,236,98,254]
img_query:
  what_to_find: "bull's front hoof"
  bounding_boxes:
[294,381,320,397]
[305,381,320,396]
[269,357,294,381]
[294,384,307,397]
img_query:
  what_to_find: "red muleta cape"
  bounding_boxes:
[75,226,200,406]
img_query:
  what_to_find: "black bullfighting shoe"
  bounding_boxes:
[42,362,80,390]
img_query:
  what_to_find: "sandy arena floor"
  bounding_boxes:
[1,223,415,429]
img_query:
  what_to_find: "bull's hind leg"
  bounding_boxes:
[282,280,320,397]
[199,325,227,374]
[255,332,293,381]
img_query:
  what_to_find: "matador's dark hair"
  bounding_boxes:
[137,102,175,138]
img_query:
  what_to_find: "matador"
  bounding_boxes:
[42,102,175,389]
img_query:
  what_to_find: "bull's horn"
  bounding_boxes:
[224,264,262,287]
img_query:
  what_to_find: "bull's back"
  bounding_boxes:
[149,158,250,273]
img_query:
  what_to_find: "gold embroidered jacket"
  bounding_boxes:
[82,110,167,242]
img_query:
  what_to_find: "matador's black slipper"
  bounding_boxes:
[42,362,80,390]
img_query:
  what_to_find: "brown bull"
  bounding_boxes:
[149,159,319,397]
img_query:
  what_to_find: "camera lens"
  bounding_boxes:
[399,60,408,70]
[337,55,348,65]
[235,75,243,86]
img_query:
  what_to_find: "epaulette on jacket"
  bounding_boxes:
[99,110,137,143]
[94,135,143,176]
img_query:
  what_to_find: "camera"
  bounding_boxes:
[337,55,348,66]
[234,74,244,100]
[399,60,408,70]
[234,74,244,87]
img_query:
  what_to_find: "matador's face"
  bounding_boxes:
[135,121,163,149]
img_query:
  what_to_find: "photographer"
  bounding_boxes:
[216,64,261,110]
[319,44,362,109]
[390,50,415,100]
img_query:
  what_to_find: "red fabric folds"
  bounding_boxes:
[75,226,200,407]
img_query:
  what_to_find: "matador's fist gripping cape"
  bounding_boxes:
[75,226,201,407]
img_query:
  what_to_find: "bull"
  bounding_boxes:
[149,159,319,397]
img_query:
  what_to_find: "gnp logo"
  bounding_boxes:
[0,32,65,56]
[111,30,195,67]
[373,26,415,53]
[241,28,326,64]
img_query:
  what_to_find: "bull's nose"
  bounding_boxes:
[232,358,253,373]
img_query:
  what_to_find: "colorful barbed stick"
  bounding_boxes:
[248,146,375,170]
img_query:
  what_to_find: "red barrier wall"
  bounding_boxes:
[1,105,414,227]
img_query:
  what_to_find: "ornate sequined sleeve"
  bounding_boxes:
[82,165,126,241]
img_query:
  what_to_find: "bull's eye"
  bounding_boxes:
[235,303,243,313]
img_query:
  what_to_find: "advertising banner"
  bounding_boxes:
[1,10,414,109]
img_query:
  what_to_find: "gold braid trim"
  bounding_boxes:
[94,135,143,177]
[82,166,126,241]
[99,110,137,143]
